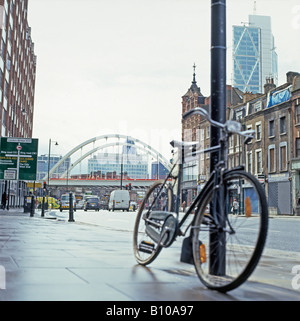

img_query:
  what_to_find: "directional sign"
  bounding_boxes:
[0,137,39,180]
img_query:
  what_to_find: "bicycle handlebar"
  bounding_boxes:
[183,107,255,140]
[183,107,225,129]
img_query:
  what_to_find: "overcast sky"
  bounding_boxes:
[27,0,300,163]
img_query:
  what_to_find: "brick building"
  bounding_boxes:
[0,0,37,138]
[0,0,37,208]
[181,66,207,205]
[181,66,243,206]
[290,74,300,214]
[181,65,300,214]
[230,71,300,215]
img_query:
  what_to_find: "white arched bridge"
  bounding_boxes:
[44,134,171,189]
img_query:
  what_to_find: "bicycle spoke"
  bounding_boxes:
[133,180,174,265]
[192,171,268,292]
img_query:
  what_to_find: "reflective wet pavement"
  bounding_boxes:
[0,210,299,301]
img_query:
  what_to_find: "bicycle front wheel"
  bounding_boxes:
[133,180,174,265]
[192,170,268,292]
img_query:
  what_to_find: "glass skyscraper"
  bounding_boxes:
[233,15,278,94]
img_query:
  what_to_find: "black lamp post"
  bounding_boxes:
[47,139,59,187]
[209,0,227,276]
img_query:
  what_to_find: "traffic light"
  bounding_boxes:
[125,185,128,190]
[129,183,132,190]
[43,181,47,189]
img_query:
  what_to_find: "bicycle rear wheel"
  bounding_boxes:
[133,180,174,265]
[192,170,268,292]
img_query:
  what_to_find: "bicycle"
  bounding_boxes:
[133,107,268,292]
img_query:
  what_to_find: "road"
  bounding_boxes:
[45,208,300,294]
[50,208,300,253]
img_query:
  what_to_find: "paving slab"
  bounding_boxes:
[0,210,299,301]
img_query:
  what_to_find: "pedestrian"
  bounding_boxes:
[2,191,7,210]
[182,200,186,212]
[232,198,239,215]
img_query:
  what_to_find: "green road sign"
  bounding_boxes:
[0,137,39,180]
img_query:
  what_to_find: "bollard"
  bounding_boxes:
[68,192,75,222]
[30,195,35,217]
[41,196,45,217]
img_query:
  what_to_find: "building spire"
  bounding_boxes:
[192,63,197,84]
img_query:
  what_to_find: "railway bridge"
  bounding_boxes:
[42,134,172,196]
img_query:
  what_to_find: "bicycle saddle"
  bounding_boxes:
[170,140,200,149]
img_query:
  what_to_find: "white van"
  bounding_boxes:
[108,190,130,211]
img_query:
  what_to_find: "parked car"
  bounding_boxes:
[84,196,100,211]
[108,190,130,211]
[76,199,85,209]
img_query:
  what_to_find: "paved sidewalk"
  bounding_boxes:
[0,210,299,301]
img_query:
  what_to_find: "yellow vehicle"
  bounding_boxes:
[37,196,60,209]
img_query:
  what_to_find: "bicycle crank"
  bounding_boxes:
[145,211,178,248]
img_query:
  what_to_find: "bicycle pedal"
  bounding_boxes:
[139,241,155,254]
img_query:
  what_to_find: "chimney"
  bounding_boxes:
[287,71,300,85]
[264,77,276,94]
[243,91,255,103]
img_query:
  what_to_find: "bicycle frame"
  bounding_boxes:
[165,142,224,237]
[146,108,255,245]
[168,121,248,239]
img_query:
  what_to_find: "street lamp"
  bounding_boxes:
[47,139,59,187]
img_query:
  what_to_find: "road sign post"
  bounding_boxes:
[0,138,38,180]
[0,138,38,208]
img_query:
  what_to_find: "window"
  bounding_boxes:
[235,135,241,153]
[200,128,204,141]
[2,108,6,126]
[183,161,197,182]
[1,40,5,59]
[4,80,9,98]
[255,149,262,174]
[269,119,275,137]
[280,116,286,135]
[296,138,300,158]
[229,135,234,154]
[236,111,243,121]
[268,145,276,173]
[296,106,300,124]
[206,126,210,139]
[279,143,287,171]
[256,122,262,141]
[247,151,252,173]
[254,101,262,112]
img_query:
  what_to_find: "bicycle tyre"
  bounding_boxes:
[192,170,268,292]
[133,180,174,265]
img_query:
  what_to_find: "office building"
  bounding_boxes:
[233,14,278,94]
[151,161,169,180]
[0,0,37,208]
[37,155,71,181]
[88,140,149,179]
[0,0,37,138]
